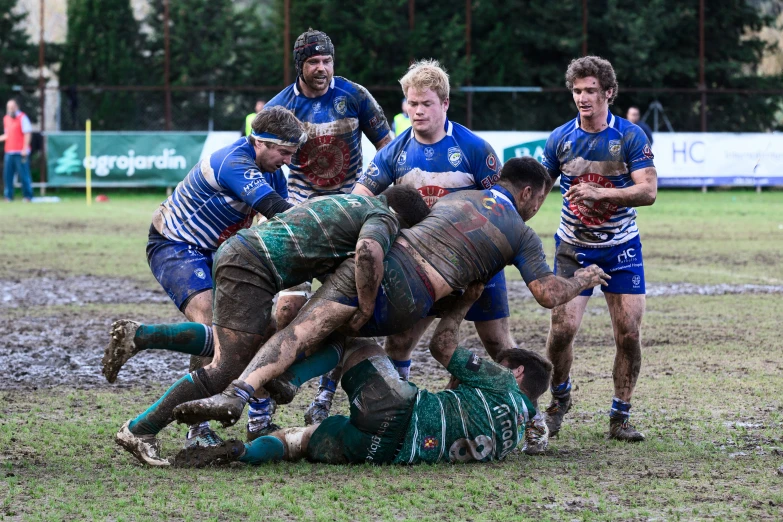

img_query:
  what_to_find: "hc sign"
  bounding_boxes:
[672,141,705,163]
[617,248,636,263]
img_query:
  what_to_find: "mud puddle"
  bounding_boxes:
[506,280,783,300]
[1,274,167,308]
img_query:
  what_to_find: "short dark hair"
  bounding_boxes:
[627,105,640,112]
[249,106,307,147]
[380,185,430,229]
[496,348,553,402]
[565,56,619,105]
[498,157,551,194]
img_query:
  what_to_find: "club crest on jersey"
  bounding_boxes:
[312,102,322,114]
[568,173,618,226]
[448,147,463,167]
[486,153,498,172]
[609,140,621,158]
[422,437,439,450]
[642,144,654,159]
[397,151,407,165]
[418,185,448,207]
[333,96,347,115]
[424,147,435,160]
[194,268,206,280]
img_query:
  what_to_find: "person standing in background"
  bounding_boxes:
[626,106,653,145]
[244,100,267,136]
[1,99,33,202]
[392,98,411,136]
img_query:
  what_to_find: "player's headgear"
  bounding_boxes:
[293,29,335,78]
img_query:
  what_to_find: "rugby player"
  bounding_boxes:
[171,157,610,431]
[103,106,305,448]
[263,29,393,429]
[541,56,657,442]
[292,59,516,426]
[114,187,430,466]
[174,282,553,467]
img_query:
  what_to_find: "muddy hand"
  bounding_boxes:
[347,304,374,332]
[574,264,611,288]
[461,281,485,303]
[565,183,603,204]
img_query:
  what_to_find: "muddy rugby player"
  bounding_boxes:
[103,106,306,447]
[174,283,554,467]
[541,56,658,442]
[114,187,430,466]
[172,158,610,439]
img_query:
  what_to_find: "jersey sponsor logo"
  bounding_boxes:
[365,162,380,178]
[244,169,264,180]
[417,185,449,207]
[242,178,267,196]
[493,404,517,458]
[312,102,322,114]
[568,173,618,226]
[449,435,493,462]
[465,352,482,372]
[297,135,351,187]
[369,116,382,129]
[642,143,654,160]
[486,153,498,172]
[617,247,637,263]
[422,436,439,450]
[448,146,463,167]
[194,268,206,280]
[588,138,598,150]
[480,172,500,189]
[397,151,407,165]
[333,96,347,115]
[632,275,641,286]
[609,139,622,159]
[424,147,435,160]
[573,228,615,243]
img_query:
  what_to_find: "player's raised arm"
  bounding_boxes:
[429,282,485,368]
[528,266,610,309]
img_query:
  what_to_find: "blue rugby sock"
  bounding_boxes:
[610,397,632,421]
[280,338,344,388]
[239,436,285,464]
[391,359,411,381]
[551,376,572,399]
[135,323,214,357]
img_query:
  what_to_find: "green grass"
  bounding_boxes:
[1,190,783,520]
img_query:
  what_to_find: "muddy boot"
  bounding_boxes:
[103,320,141,383]
[184,422,224,449]
[115,420,169,467]
[544,394,572,437]
[304,399,332,426]
[174,439,246,468]
[608,417,645,442]
[265,373,300,405]
[522,412,549,455]
[246,398,281,442]
[173,380,254,428]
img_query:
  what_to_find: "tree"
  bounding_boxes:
[0,0,44,122]
[59,0,147,130]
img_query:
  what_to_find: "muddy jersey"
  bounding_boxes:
[541,112,655,248]
[153,137,288,251]
[236,194,398,292]
[394,347,535,464]
[356,119,500,207]
[265,77,390,204]
[400,186,553,289]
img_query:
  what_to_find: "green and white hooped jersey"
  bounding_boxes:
[393,347,535,464]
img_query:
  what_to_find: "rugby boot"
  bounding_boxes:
[246,398,282,442]
[265,374,300,405]
[184,422,224,449]
[543,394,572,437]
[173,379,254,428]
[522,413,549,455]
[115,420,169,467]
[304,399,332,426]
[102,319,141,383]
[174,439,246,468]
[608,417,646,442]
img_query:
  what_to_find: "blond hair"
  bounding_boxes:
[399,59,450,102]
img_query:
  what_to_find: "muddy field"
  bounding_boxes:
[4,274,782,390]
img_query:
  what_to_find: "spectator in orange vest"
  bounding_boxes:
[1,99,34,202]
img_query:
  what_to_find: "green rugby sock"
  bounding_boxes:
[283,337,344,388]
[129,373,205,436]
[239,436,285,464]
[134,323,214,357]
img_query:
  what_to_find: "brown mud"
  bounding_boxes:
[3,275,782,391]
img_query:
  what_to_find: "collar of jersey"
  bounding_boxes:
[293,77,336,97]
[411,119,453,144]
[490,185,516,208]
[575,110,615,130]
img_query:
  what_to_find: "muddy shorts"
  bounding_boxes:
[146,225,214,311]
[554,235,645,296]
[307,355,418,464]
[314,242,435,337]
[211,235,278,335]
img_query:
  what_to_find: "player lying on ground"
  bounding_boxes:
[174,282,553,467]
[103,106,305,448]
[114,187,430,466]
[171,157,610,430]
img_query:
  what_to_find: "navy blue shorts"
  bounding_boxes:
[463,271,509,322]
[553,235,645,296]
[146,226,215,311]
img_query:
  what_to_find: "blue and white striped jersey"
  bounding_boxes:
[153,137,288,251]
[356,119,501,207]
[265,77,390,204]
[542,112,655,248]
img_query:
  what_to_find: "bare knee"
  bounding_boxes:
[183,290,213,324]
